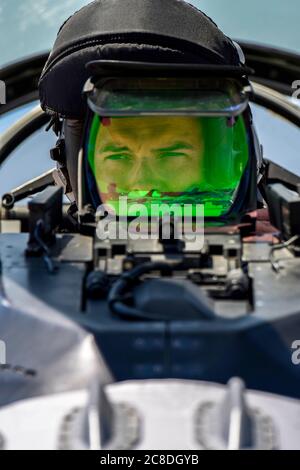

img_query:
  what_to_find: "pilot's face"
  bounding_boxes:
[93,116,204,199]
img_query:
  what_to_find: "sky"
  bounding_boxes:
[0,0,299,68]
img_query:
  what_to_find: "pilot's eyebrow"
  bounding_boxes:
[155,142,194,153]
[99,144,130,153]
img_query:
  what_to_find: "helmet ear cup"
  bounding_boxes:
[63,119,84,205]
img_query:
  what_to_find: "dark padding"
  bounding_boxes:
[39,0,243,119]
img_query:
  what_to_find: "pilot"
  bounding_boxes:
[39,0,263,223]
[92,116,205,197]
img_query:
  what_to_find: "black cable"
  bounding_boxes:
[270,235,300,273]
[108,261,215,321]
[108,261,175,320]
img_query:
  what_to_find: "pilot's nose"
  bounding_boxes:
[128,158,156,190]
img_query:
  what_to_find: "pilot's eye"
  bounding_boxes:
[158,152,188,159]
[104,154,132,161]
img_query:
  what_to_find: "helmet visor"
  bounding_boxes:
[84,113,249,218]
[88,77,249,117]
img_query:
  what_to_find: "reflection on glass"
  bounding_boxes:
[251,103,300,175]
[0,101,37,134]
[0,114,55,195]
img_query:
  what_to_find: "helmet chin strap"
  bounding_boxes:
[48,118,85,207]
[61,119,85,206]
[46,114,74,203]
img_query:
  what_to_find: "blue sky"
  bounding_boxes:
[0,0,299,68]
[193,0,300,53]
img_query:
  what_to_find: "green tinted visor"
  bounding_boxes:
[84,78,250,218]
